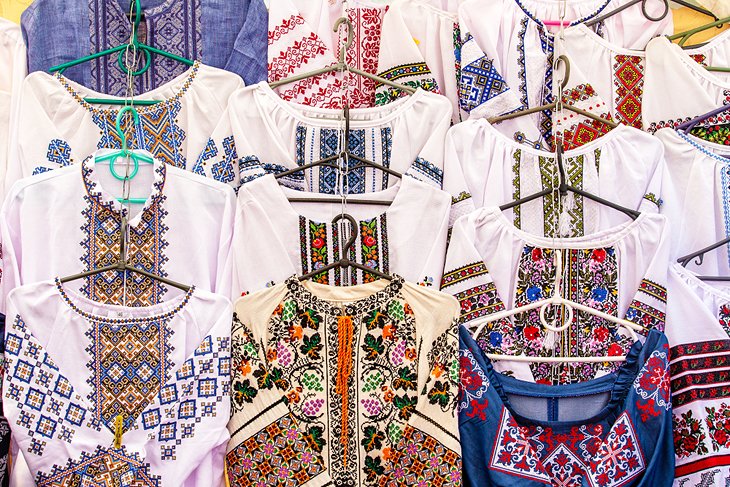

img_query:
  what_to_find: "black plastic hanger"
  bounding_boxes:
[60,216,191,292]
[678,237,730,281]
[585,0,717,28]
[299,214,391,281]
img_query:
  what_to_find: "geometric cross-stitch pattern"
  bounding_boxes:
[226,413,327,486]
[85,317,175,432]
[35,445,161,487]
[459,36,510,114]
[490,409,552,482]
[381,425,461,485]
[613,55,645,129]
[33,139,74,175]
[588,412,646,487]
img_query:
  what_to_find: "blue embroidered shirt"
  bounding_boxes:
[21,0,268,95]
[459,326,675,487]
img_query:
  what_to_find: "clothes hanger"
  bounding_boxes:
[270,17,416,98]
[677,237,730,281]
[669,15,730,60]
[94,106,155,205]
[298,214,392,281]
[487,56,619,130]
[470,249,643,364]
[676,103,730,132]
[60,215,192,292]
[585,0,717,28]
[48,0,194,106]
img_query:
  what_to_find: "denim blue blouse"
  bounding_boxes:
[459,326,675,486]
[21,0,267,95]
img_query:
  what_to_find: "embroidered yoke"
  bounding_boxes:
[227,276,462,486]
[2,280,232,486]
[459,326,675,486]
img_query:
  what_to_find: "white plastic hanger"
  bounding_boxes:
[470,249,644,364]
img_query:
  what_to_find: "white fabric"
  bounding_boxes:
[7,63,244,195]
[442,208,670,383]
[456,0,672,148]
[643,34,730,133]
[445,120,667,237]
[0,154,237,312]
[4,280,232,486]
[699,0,730,17]
[233,174,451,296]
[0,19,25,203]
[195,82,455,195]
[666,264,730,486]
[658,128,730,272]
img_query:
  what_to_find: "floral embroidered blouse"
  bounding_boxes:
[459,325,675,487]
[666,265,730,485]
[227,276,462,486]
[3,279,232,486]
[443,208,671,384]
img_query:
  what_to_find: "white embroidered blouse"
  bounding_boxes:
[0,154,236,311]
[442,207,671,384]
[232,174,451,295]
[0,19,25,202]
[3,279,232,486]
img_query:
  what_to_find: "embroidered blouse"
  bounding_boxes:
[233,174,451,295]
[657,128,730,273]
[459,325,674,487]
[6,62,244,195]
[194,82,459,197]
[0,19,25,203]
[227,276,461,486]
[21,0,267,94]
[455,0,672,149]
[267,0,387,108]
[443,207,671,384]
[666,264,730,486]
[644,34,730,139]
[3,279,232,486]
[0,154,236,311]
[445,121,666,237]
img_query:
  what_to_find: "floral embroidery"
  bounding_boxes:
[441,262,490,290]
[670,340,730,408]
[633,348,671,422]
[642,193,663,210]
[426,327,460,412]
[720,305,730,337]
[381,425,461,485]
[375,63,440,106]
[490,408,551,482]
[705,403,730,452]
[674,410,708,459]
[588,413,646,487]
[458,348,490,421]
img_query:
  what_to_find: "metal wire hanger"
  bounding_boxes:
[49,0,195,106]
[585,0,717,28]
[670,16,730,68]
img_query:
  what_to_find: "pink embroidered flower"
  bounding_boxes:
[301,452,313,464]
[264,443,275,455]
[312,238,325,249]
[363,236,376,247]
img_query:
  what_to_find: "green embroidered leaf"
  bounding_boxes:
[364,310,389,331]
[253,364,273,389]
[449,359,460,384]
[232,379,257,406]
[298,308,322,330]
[392,367,417,391]
[281,300,298,321]
[361,425,385,452]
[427,381,451,408]
[364,455,385,483]
[269,367,290,390]
[362,334,385,360]
[304,425,326,453]
[388,422,403,443]
[300,333,323,360]
[393,394,417,420]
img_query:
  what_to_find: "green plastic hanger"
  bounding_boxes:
[95,106,154,205]
[49,0,195,105]
[669,16,730,72]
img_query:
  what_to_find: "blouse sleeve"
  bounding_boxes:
[223,0,268,86]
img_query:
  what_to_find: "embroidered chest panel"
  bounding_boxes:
[299,214,390,286]
[228,280,460,486]
[88,0,202,96]
[613,55,645,129]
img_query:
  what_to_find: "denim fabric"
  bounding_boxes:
[459,326,675,486]
[21,0,267,95]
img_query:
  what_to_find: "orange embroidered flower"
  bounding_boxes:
[383,324,396,339]
[266,348,278,362]
[405,348,416,360]
[237,360,252,377]
[290,325,303,341]
[383,388,394,403]
[273,304,283,316]
[404,303,414,315]
[382,448,393,461]
[287,388,302,403]
[432,363,444,378]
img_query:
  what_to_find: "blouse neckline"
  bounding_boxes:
[660,35,730,91]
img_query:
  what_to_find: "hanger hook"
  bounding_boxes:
[116,106,140,154]
[642,0,670,23]
[554,54,570,93]
[695,254,705,266]
[333,17,355,65]
[130,0,143,30]
[332,213,359,257]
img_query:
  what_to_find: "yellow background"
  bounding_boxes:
[0,0,31,24]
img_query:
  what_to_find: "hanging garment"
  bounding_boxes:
[443,207,670,384]
[456,0,673,149]
[194,82,458,196]
[6,62,244,195]
[3,279,232,486]
[267,0,387,109]
[445,120,667,237]
[21,0,267,94]
[644,34,730,139]
[458,325,675,486]
[375,0,465,123]
[0,154,236,312]
[667,265,730,486]
[226,276,461,486]
[657,128,730,272]
[233,173,451,295]
[0,19,25,203]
